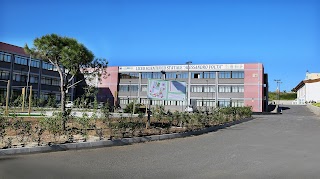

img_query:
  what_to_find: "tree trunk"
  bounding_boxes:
[61,85,67,130]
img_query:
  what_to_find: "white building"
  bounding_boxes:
[293,73,320,104]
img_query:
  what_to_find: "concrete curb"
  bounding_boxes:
[0,117,253,156]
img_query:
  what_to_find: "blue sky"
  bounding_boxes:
[1,0,319,92]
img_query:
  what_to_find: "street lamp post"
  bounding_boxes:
[186,61,192,107]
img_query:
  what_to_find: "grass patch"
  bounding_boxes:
[313,103,320,107]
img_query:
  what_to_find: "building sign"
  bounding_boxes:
[147,79,186,101]
[119,64,244,72]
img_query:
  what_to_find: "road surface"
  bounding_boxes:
[1,105,320,178]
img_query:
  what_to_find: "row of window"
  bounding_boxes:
[119,71,244,79]
[42,62,58,71]
[119,84,244,93]
[118,97,244,108]
[0,53,11,62]
[191,85,215,93]
[14,56,28,65]
[218,100,244,107]
[41,77,60,86]
[119,85,139,92]
[11,72,59,86]
[14,56,59,70]
[218,85,244,93]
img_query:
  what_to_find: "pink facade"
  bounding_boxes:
[244,63,264,112]
[97,66,119,106]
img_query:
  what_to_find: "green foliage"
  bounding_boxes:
[152,105,166,122]
[40,113,64,141]
[25,34,108,131]
[74,113,94,140]
[268,92,297,100]
[124,102,140,113]
[46,95,57,108]
[11,95,22,107]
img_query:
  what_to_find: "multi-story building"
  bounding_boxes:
[118,63,268,112]
[1,42,268,112]
[95,63,268,112]
[0,42,74,105]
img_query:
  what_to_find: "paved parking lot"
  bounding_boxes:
[1,105,320,178]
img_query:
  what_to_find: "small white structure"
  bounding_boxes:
[293,73,320,104]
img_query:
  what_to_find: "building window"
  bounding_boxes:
[119,85,129,92]
[0,53,11,62]
[0,71,9,80]
[218,86,231,93]
[204,85,215,92]
[191,85,203,92]
[14,56,28,65]
[192,72,202,79]
[140,98,149,105]
[42,62,54,71]
[141,85,147,92]
[152,100,164,105]
[52,79,59,86]
[152,72,162,79]
[196,99,215,107]
[119,73,139,79]
[119,98,130,105]
[232,71,244,78]
[231,86,244,93]
[30,75,38,83]
[219,71,231,78]
[231,100,244,107]
[203,72,215,79]
[12,73,21,82]
[130,85,139,91]
[165,72,175,79]
[218,99,231,107]
[30,59,40,68]
[141,72,152,79]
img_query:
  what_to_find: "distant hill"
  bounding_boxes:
[268,92,297,100]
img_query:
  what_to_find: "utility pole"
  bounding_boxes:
[274,79,282,104]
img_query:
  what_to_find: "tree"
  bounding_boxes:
[25,34,107,130]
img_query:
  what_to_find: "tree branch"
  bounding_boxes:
[68,74,76,83]
[67,79,83,89]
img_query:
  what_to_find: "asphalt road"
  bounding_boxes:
[1,105,320,179]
